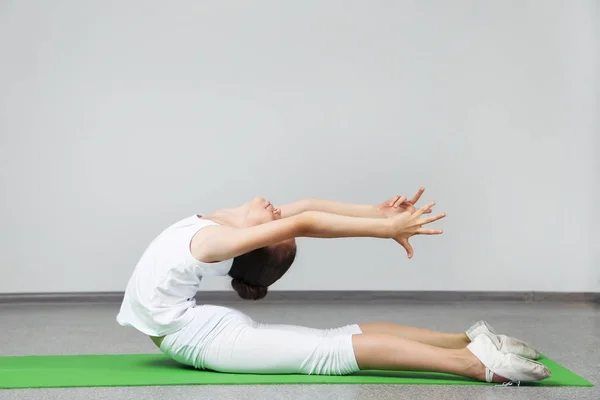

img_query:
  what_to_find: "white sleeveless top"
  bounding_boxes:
[116,215,233,336]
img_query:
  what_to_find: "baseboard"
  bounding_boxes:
[0,291,598,304]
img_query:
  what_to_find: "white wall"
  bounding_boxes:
[0,0,597,293]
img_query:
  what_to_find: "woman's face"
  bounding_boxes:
[243,197,281,226]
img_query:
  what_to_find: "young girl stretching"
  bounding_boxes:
[117,189,550,383]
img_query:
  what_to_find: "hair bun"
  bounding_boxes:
[231,278,268,300]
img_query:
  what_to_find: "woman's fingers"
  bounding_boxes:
[419,212,446,225]
[417,228,444,235]
[392,196,406,208]
[399,238,414,259]
[409,187,425,204]
[414,201,436,217]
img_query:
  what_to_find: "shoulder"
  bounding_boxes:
[189,219,230,263]
[156,215,225,263]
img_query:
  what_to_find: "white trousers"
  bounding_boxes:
[159,305,362,375]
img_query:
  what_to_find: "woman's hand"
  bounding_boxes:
[377,188,431,217]
[390,201,445,259]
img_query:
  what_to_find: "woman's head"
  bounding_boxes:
[240,197,282,226]
[208,196,294,300]
[228,239,297,300]
[206,196,281,229]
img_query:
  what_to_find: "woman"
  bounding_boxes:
[117,189,550,383]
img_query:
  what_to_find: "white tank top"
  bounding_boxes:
[116,215,233,336]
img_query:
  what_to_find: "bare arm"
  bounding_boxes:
[191,211,393,262]
[278,198,384,219]
[277,189,428,219]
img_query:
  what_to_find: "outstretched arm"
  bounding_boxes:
[277,198,383,219]
[191,202,445,262]
[191,211,392,262]
[277,188,429,219]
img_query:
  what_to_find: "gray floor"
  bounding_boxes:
[0,299,598,400]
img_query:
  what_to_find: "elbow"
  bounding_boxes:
[292,211,313,237]
[293,198,313,214]
[300,198,314,209]
[279,198,311,218]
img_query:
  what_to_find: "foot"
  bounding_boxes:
[466,321,540,360]
[467,335,551,383]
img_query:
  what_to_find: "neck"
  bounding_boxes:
[203,207,246,228]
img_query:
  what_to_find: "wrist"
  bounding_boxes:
[372,204,386,218]
[382,217,395,238]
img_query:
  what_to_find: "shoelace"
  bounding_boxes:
[495,381,521,387]
[487,370,521,386]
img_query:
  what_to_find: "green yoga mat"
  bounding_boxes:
[0,353,592,389]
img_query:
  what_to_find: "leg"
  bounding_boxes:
[256,320,469,349]
[359,322,470,349]
[160,307,548,382]
[195,311,494,381]
[204,323,496,381]
[255,320,538,360]
[359,321,540,359]
[253,321,362,337]
[352,333,497,382]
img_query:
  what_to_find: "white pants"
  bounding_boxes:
[159,305,362,375]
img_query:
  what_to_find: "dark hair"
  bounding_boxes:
[228,241,297,300]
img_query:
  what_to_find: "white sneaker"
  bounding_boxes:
[466,320,540,360]
[467,335,551,382]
